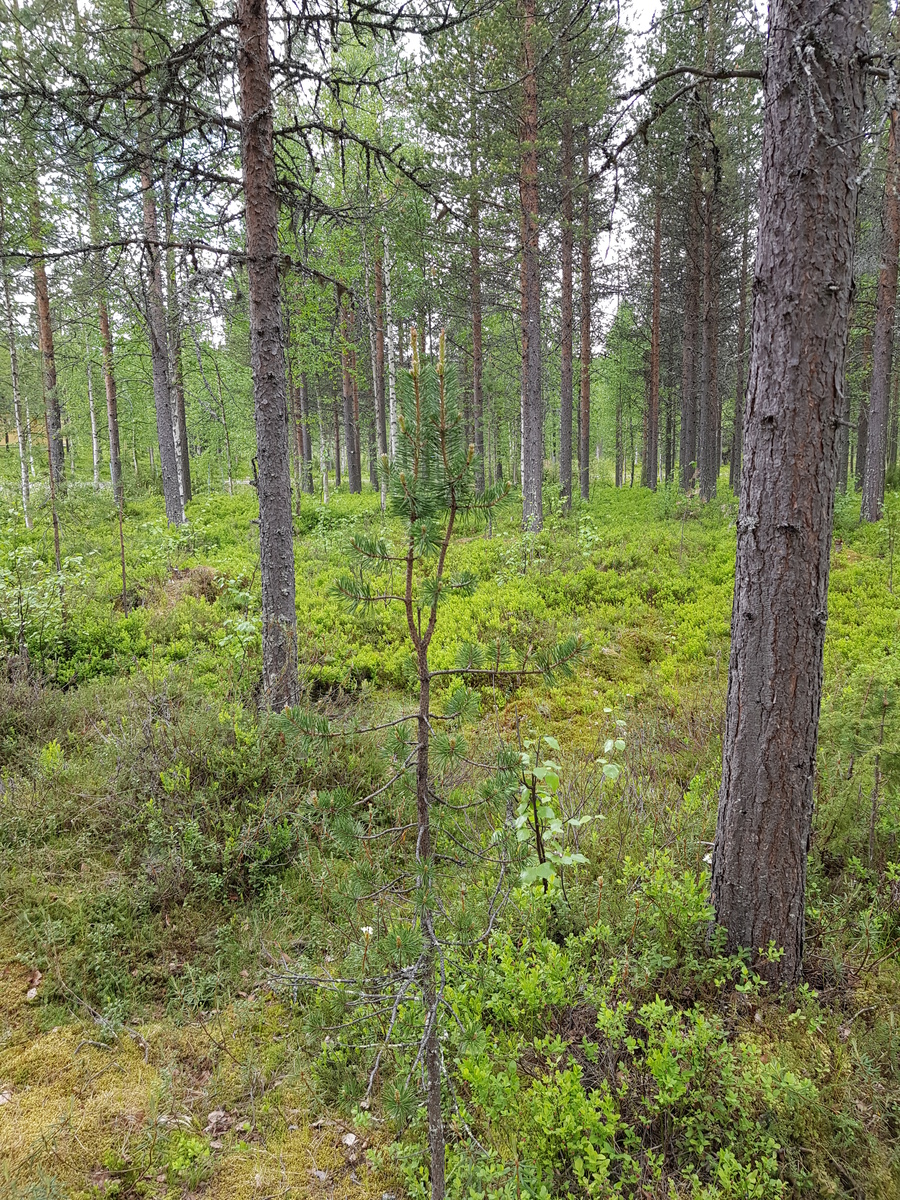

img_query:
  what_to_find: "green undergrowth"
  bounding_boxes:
[1,475,899,1198]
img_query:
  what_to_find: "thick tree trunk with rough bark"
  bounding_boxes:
[237,0,299,709]
[559,51,574,509]
[863,98,900,521]
[519,0,543,530]
[711,0,870,985]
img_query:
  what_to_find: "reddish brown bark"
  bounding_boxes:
[646,193,661,491]
[712,0,871,984]
[128,0,183,524]
[237,0,299,708]
[578,137,591,501]
[863,95,900,521]
[559,46,574,509]
[519,0,543,530]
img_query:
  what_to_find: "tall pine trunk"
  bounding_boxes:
[519,0,543,530]
[863,85,900,521]
[698,180,719,501]
[679,153,701,491]
[559,47,574,509]
[730,207,750,491]
[237,0,299,709]
[578,137,592,500]
[1,227,31,529]
[647,192,661,491]
[469,93,486,496]
[128,0,184,525]
[163,169,191,504]
[87,172,124,507]
[300,374,314,493]
[29,191,65,486]
[711,0,870,985]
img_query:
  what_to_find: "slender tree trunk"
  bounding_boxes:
[334,394,342,487]
[698,179,719,501]
[300,374,314,493]
[647,192,662,491]
[215,373,234,495]
[680,153,702,491]
[857,331,872,492]
[316,382,329,502]
[470,141,486,495]
[711,0,871,985]
[128,0,184,525]
[237,0,299,709]
[384,237,398,459]
[730,208,750,491]
[373,250,388,470]
[85,328,101,489]
[163,168,191,504]
[890,368,900,471]
[340,290,361,493]
[87,176,124,508]
[519,0,543,530]
[1,244,31,528]
[29,192,65,486]
[559,48,574,509]
[579,137,592,501]
[863,94,900,521]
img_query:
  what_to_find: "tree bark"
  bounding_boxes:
[87,171,124,508]
[300,373,314,493]
[519,0,543,530]
[698,179,719,501]
[1,228,31,528]
[730,207,750,492]
[680,152,702,491]
[470,129,486,495]
[559,46,574,509]
[711,0,871,985]
[128,0,184,525]
[340,290,361,493]
[237,0,299,709]
[863,94,900,521]
[163,168,192,504]
[373,251,388,463]
[86,328,101,489]
[579,137,592,501]
[857,330,871,492]
[384,237,398,459]
[647,192,662,491]
[29,191,65,486]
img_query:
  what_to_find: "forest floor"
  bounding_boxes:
[1,476,899,1199]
